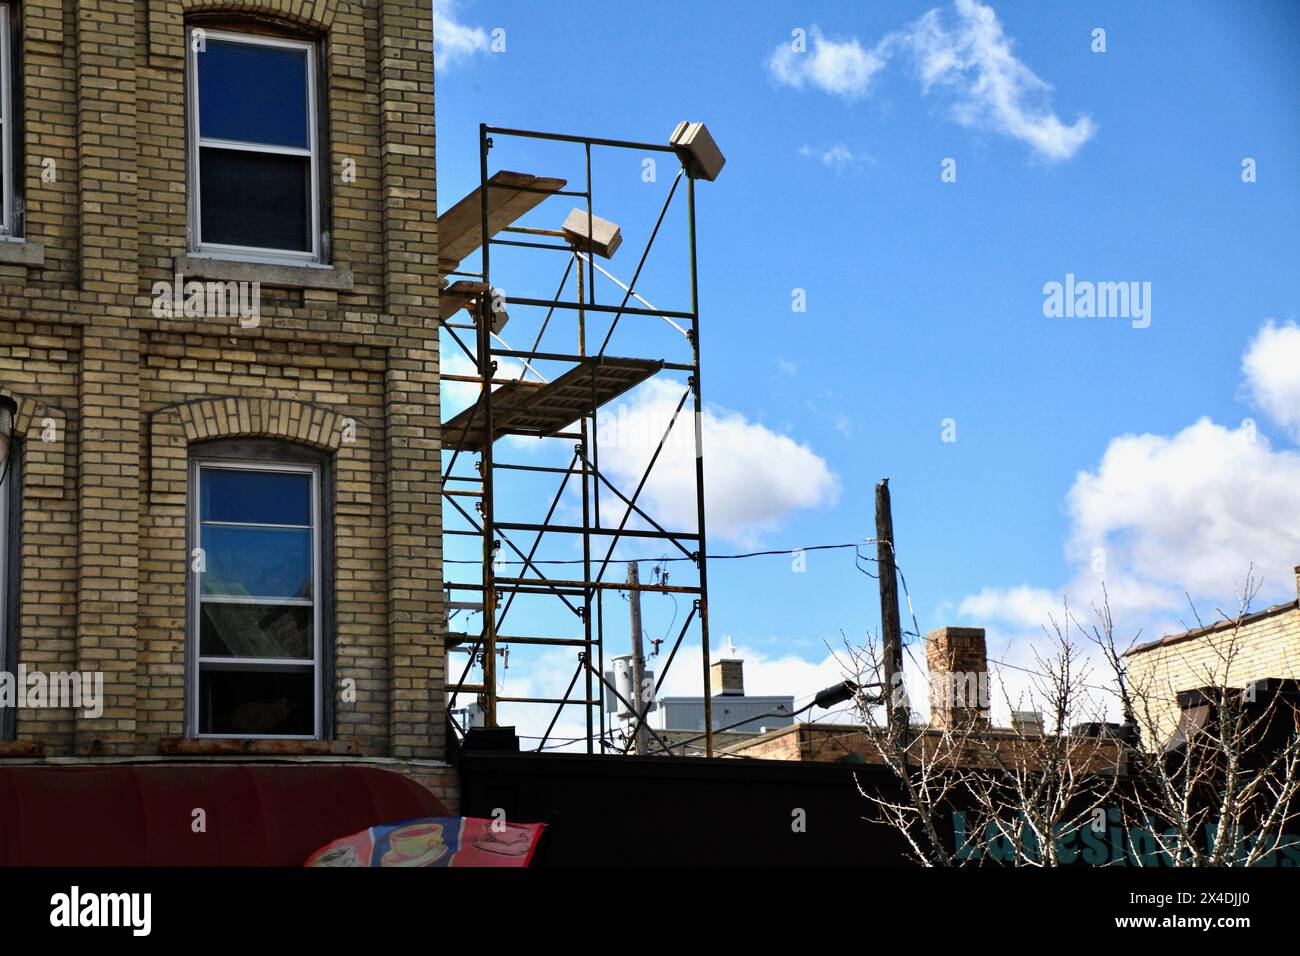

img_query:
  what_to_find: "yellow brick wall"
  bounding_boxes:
[1125,603,1300,747]
[0,0,446,764]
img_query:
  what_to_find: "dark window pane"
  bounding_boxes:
[199,147,311,252]
[201,526,312,600]
[197,38,309,149]
[200,602,312,659]
[201,469,311,525]
[199,667,314,736]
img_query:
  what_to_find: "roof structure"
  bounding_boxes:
[1124,599,1300,657]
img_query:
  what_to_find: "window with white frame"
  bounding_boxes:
[0,5,16,236]
[191,458,321,738]
[187,28,320,261]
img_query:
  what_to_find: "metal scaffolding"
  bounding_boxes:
[438,125,715,757]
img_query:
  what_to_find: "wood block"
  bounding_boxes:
[562,209,622,259]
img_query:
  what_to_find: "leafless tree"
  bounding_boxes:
[842,614,1118,866]
[841,636,976,866]
[1087,572,1300,867]
[848,570,1300,867]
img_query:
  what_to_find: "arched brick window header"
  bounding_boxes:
[0,386,68,499]
[171,397,347,450]
[148,397,360,504]
[182,0,336,32]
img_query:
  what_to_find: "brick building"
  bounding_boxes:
[724,625,1122,774]
[1124,566,1300,748]
[0,0,453,806]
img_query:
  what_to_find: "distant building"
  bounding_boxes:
[1124,565,1300,747]
[724,626,1122,774]
[629,641,795,754]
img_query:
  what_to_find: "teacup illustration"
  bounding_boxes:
[312,844,362,867]
[389,822,444,859]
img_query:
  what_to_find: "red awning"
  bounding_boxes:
[0,764,447,866]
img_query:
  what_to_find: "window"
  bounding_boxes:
[0,5,15,236]
[187,28,320,262]
[190,458,321,738]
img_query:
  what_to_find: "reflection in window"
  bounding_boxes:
[192,460,319,737]
[188,28,319,260]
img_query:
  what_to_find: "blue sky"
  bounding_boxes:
[433,0,1300,740]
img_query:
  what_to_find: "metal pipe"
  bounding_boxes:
[578,253,689,339]
[484,125,682,154]
[686,175,715,758]
[597,169,684,354]
[501,297,694,320]
[538,657,585,752]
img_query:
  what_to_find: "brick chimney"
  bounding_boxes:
[1294,565,1300,600]
[926,626,990,729]
[711,637,744,697]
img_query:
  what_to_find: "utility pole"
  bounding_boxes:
[875,479,907,739]
[627,561,651,755]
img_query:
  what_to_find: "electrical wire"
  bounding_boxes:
[444,542,868,565]
[453,532,1141,726]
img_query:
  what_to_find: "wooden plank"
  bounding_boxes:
[439,280,486,320]
[438,171,567,273]
[442,378,546,452]
[438,279,509,332]
[441,357,663,452]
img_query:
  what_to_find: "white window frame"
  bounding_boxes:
[0,5,15,237]
[186,28,321,264]
[189,457,322,739]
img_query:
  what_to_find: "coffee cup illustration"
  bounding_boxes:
[311,844,362,867]
[379,822,447,865]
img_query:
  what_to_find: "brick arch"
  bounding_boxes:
[148,397,359,502]
[180,0,338,31]
[178,397,346,451]
[0,385,68,499]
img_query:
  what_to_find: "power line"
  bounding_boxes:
[455,531,1144,713]
[445,542,869,565]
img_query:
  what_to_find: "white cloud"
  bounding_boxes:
[440,350,529,413]
[885,0,1095,160]
[596,378,840,548]
[1242,319,1300,442]
[797,143,870,172]
[953,322,1300,692]
[768,26,886,99]
[959,418,1300,635]
[958,584,1060,631]
[770,2,1095,162]
[1065,418,1300,606]
[433,0,489,70]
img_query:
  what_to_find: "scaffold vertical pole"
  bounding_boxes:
[477,122,498,727]
[687,175,714,757]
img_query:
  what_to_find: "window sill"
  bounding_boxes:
[0,238,45,267]
[0,740,46,758]
[174,253,353,291]
[161,738,358,756]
